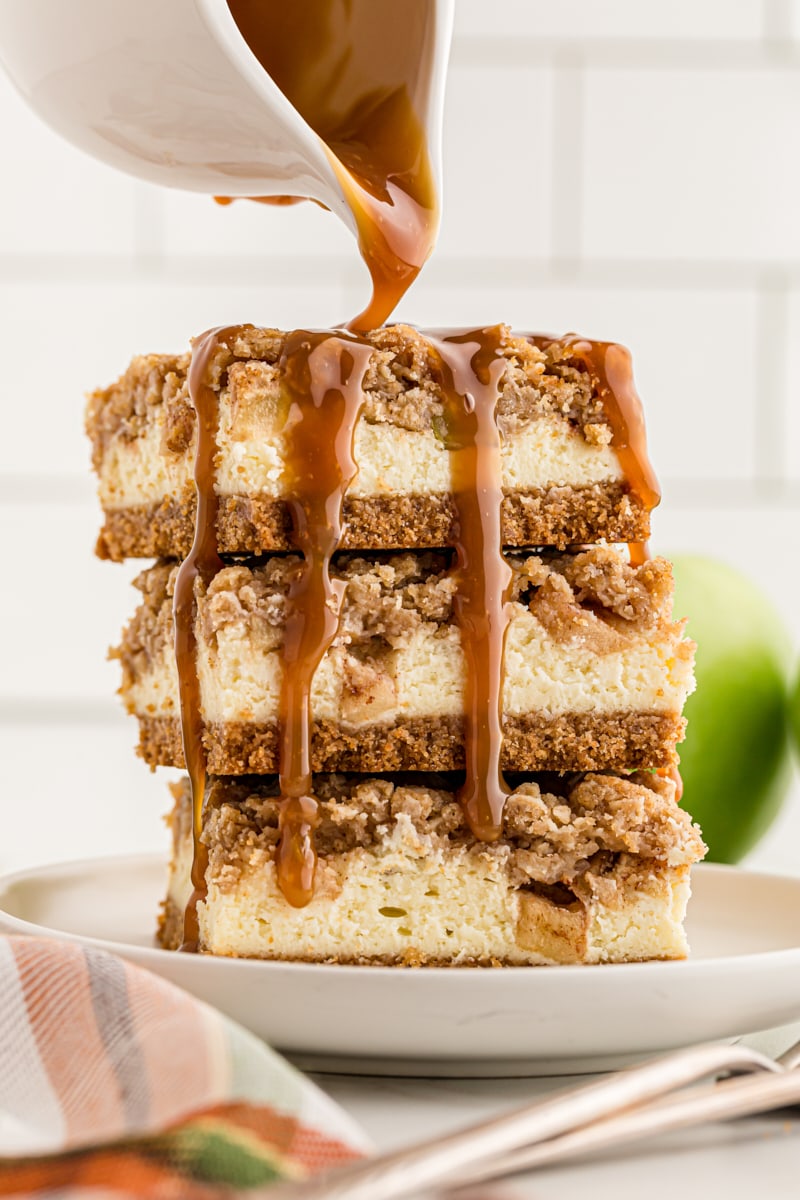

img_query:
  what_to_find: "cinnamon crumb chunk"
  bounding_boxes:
[562,549,673,625]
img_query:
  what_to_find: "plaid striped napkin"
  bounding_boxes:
[0,936,368,1197]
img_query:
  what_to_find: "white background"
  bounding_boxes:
[0,0,799,876]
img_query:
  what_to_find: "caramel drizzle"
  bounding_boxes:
[275,331,373,907]
[657,765,684,803]
[174,325,248,950]
[430,328,513,840]
[533,335,660,514]
[628,540,651,568]
[174,327,660,926]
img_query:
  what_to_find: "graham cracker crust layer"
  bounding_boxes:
[137,711,683,774]
[158,897,184,953]
[96,483,649,561]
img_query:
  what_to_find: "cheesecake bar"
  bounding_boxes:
[87,325,653,561]
[159,771,705,965]
[116,547,694,774]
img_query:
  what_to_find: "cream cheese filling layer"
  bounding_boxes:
[166,824,691,965]
[98,413,623,510]
[124,611,694,725]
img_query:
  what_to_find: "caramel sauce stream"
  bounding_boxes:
[430,328,514,839]
[174,326,248,950]
[225,0,438,330]
[275,331,372,906]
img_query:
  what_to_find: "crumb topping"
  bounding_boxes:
[180,770,705,895]
[115,546,684,680]
[86,325,617,466]
[85,353,189,471]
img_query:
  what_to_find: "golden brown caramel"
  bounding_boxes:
[225,0,437,329]
[628,540,651,567]
[275,330,373,906]
[174,325,249,949]
[532,335,660,514]
[431,328,513,840]
[658,764,685,803]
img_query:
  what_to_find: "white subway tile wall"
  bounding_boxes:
[1,3,798,875]
[783,289,800,479]
[456,2,767,40]
[582,67,800,265]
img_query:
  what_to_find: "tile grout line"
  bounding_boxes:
[132,184,166,271]
[762,0,794,49]
[0,699,122,724]
[451,36,800,71]
[753,272,791,493]
[0,253,367,287]
[5,255,800,289]
[661,480,800,509]
[0,475,95,502]
[549,49,585,274]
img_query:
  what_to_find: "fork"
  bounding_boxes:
[261,1037,800,1199]
[444,1043,800,1190]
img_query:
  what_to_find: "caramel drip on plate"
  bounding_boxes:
[430,328,514,840]
[174,326,248,950]
[275,331,373,907]
[533,335,660,513]
[225,0,438,330]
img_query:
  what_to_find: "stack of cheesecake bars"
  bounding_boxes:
[87,324,704,965]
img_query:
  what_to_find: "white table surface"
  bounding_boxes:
[3,728,799,1195]
[309,1021,800,1198]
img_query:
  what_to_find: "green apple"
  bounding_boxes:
[791,666,800,762]
[670,554,793,863]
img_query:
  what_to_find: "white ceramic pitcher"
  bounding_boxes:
[0,0,453,241]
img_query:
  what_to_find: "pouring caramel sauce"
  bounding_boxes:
[173,3,661,940]
[225,0,437,331]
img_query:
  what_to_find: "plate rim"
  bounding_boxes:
[1,853,799,979]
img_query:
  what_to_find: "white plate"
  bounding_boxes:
[1,855,799,1077]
